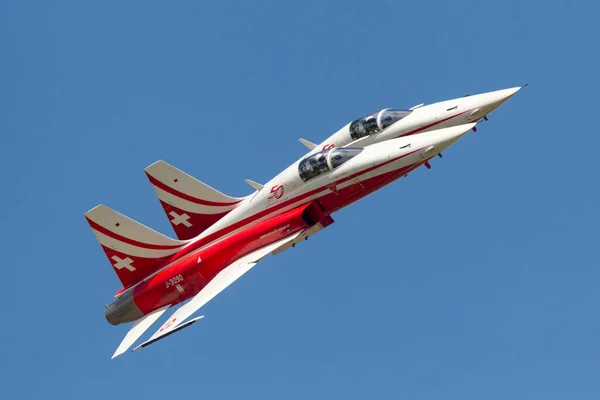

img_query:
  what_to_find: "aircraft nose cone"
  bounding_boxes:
[494,86,522,101]
[427,123,476,149]
[440,123,476,143]
[482,86,523,113]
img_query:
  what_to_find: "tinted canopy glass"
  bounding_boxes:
[349,109,412,140]
[298,148,363,182]
[329,147,363,169]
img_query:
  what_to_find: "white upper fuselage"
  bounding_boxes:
[191,123,475,249]
[178,87,522,251]
[313,86,522,151]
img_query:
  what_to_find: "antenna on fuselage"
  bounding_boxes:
[299,138,317,150]
[244,179,264,191]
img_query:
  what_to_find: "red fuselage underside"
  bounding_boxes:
[131,160,424,316]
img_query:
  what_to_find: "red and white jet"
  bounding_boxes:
[144,86,523,241]
[298,86,524,153]
[87,87,521,358]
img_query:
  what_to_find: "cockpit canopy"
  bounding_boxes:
[349,109,412,141]
[298,148,363,182]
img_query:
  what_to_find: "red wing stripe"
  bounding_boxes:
[146,173,243,207]
[87,219,184,250]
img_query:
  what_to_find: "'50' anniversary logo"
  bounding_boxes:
[268,184,284,201]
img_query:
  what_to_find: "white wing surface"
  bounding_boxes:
[133,232,302,351]
[111,305,170,358]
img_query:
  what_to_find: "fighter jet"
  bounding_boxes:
[144,86,523,242]
[87,122,488,358]
[297,86,524,152]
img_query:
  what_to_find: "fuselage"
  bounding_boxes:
[106,123,473,325]
[311,86,522,152]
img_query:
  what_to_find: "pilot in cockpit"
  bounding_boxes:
[350,109,413,141]
[310,153,325,170]
[363,116,378,134]
[307,156,318,172]
[298,147,363,182]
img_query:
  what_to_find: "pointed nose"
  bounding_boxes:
[467,86,523,121]
[490,86,522,104]
[481,86,523,114]
[423,123,475,153]
[437,123,476,144]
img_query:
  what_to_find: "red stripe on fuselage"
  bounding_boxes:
[176,147,425,256]
[146,173,243,207]
[132,203,314,313]
[118,155,426,294]
[318,161,425,213]
[340,147,424,183]
[399,109,473,138]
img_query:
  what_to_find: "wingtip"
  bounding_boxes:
[111,350,124,359]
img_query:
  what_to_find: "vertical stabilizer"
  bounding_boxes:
[145,160,247,240]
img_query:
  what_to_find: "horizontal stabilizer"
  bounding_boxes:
[299,138,317,150]
[112,305,170,359]
[244,179,264,191]
[85,205,187,288]
[145,160,246,240]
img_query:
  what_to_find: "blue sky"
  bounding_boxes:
[1,1,599,398]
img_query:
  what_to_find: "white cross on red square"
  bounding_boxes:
[169,211,192,227]
[111,255,136,272]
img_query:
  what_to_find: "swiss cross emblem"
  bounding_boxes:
[111,255,135,272]
[169,211,192,227]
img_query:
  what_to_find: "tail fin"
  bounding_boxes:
[145,160,246,240]
[85,205,187,288]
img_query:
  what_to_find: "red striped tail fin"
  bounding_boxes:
[85,205,188,288]
[145,160,247,240]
